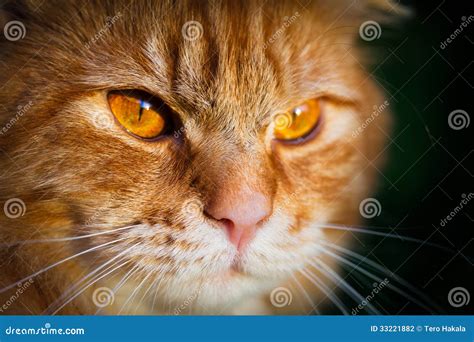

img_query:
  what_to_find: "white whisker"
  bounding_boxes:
[1,225,135,247]
[0,237,126,294]
[289,273,321,315]
[94,264,141,315]
[52,258,132,315]
[118,272,152,314]
[46,243,140,314]
[299,268,349,315]
[319,240,440,312]
[134,273,160,314]
[309,259,381,314]
[313,223,452,252]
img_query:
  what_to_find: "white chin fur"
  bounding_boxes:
[130,211,325,313]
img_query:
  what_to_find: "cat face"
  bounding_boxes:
[0,0,391,313]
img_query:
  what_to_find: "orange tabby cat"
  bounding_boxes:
[0,0,399,314]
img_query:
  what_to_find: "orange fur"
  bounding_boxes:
[0,0,398,314]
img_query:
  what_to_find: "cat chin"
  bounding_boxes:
[152,273,280,314]
[128,258,291,314]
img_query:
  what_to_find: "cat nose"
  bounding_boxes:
[205,191,271,251]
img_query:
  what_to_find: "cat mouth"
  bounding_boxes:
[230,260,242,272]
[217,257,245,279]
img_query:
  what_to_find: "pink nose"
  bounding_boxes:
[206,190,271,251]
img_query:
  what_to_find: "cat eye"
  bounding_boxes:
[273,99,321,141]
[107,91,172,140]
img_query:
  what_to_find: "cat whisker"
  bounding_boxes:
[151,259,176,314]
[95,264,142,315]
[0,224,136,247]
[308,258,381,314]
[50,255,129,314]
[146,273,163,315]
[298,268,349,315]
[46,242,140,314]
[318,240,440,313]
[313,222,454,253]
[289,273,321,315]
[118,271,152,314]
[317,246,435,313]
[133,272,161,315]
[0,237,126,294]
[151,271,165,314]
[52,258,132,315]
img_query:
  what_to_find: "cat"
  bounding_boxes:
[0,0,401,315]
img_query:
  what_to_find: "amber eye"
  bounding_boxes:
[107,92,169,140]
[273,99,321,141]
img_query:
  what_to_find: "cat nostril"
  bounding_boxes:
[205,191,272,251]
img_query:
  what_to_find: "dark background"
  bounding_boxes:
[329,0,473,314]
